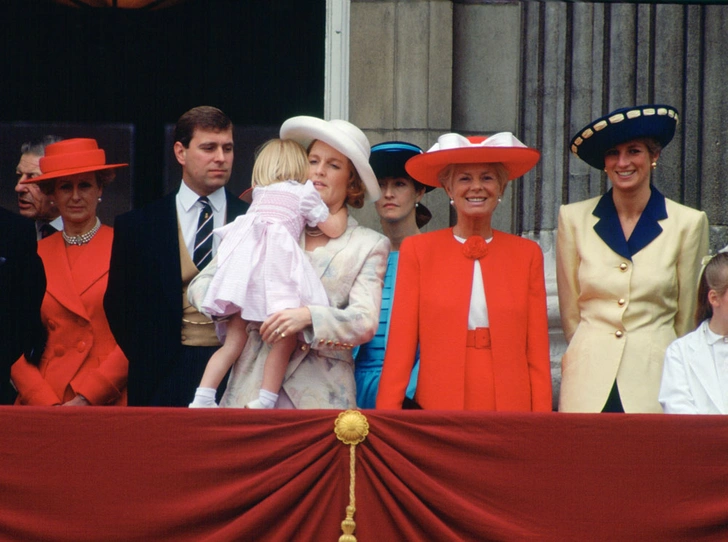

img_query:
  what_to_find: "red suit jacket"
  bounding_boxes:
[377,228,552,411]
[11,226,127,405]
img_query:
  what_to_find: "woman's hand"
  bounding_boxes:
[62,395,91,406]
[260,307,313,344]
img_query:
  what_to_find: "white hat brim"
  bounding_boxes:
[280,116,380,201]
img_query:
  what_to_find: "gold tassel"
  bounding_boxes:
[334,410,369,542]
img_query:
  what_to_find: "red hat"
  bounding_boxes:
[21,138,128,184]
[405,132,540,188]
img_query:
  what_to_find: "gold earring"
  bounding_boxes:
[651,161,657,169]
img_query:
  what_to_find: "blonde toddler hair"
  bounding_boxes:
[251,138,308,188]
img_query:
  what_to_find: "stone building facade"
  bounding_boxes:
[327,0,728,407]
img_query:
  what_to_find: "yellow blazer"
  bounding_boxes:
[11,226,127,405]
[556,188,708,413]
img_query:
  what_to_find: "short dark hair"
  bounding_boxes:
[20,135,63,156]
[174,106,232,148]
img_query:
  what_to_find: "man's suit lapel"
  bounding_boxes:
[157,194,183,306]
[225,190,248,222]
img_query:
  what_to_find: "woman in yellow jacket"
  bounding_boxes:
[11,139,128,406]
[557,105,709,413]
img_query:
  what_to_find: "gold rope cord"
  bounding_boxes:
[334,410,369,542]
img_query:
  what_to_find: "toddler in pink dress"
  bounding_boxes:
[189,138,347,408]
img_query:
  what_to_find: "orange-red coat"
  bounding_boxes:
[11,226,127,405]
[376,228,552,411]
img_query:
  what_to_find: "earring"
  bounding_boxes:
[651,161,657,170]
[415,202,419,208]
[497,197,502,203]
[603,168,607,173]
[98,197,102,202]
[449,199,454,206]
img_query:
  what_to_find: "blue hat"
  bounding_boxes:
[370,141,434,193]
[570,104,679,170]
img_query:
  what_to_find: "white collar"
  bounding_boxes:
[177,182,226,213]
[703,320,728,346]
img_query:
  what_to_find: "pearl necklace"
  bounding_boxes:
[62,217,101,246]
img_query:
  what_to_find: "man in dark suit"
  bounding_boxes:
[104,106,248,406]
[0,207,46,404]
[15,136,64,239]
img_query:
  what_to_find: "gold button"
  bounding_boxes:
[319,339,325,344]
[619,263,628,271]
[618,299,626,306]
[301,344,309,352]
[327,340,334,346]
[615,330,624,338]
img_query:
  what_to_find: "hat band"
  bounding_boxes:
[372,142,423,154]
[40,149,106,174]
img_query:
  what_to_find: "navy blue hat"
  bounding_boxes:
[570,104,679,170]
[370,141,434,192]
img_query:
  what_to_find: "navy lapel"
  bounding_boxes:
[592,187,667,260]
[593,190,631,260]
[626,187,667,255]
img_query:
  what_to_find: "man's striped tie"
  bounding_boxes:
[193,196,213,269]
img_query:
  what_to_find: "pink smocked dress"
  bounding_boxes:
[201,180,330,322]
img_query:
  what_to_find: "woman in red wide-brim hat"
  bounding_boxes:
[376,132,552,411]
[11,138,130,406]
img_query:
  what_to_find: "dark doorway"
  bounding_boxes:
[0,0,325,216]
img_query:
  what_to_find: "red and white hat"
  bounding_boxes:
[405,132,540,188]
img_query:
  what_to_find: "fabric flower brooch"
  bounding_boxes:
[462,236,489,260]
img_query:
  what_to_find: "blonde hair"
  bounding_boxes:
[251,138,308,188]
[437,162,509,191]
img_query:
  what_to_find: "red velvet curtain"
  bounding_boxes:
[2,408,728,541]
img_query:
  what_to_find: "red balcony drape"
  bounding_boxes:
[2,408,727,541]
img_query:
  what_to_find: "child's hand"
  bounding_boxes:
[317,206,348,239]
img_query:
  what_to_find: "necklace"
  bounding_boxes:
[62,217,101,246]
[305,226,325,237]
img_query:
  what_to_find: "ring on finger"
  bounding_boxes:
[274,328,280,335]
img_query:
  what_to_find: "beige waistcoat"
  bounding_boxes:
[178,226,220,347]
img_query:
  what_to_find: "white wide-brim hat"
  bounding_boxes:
[405,132,540,188]
[279,116,380,201]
